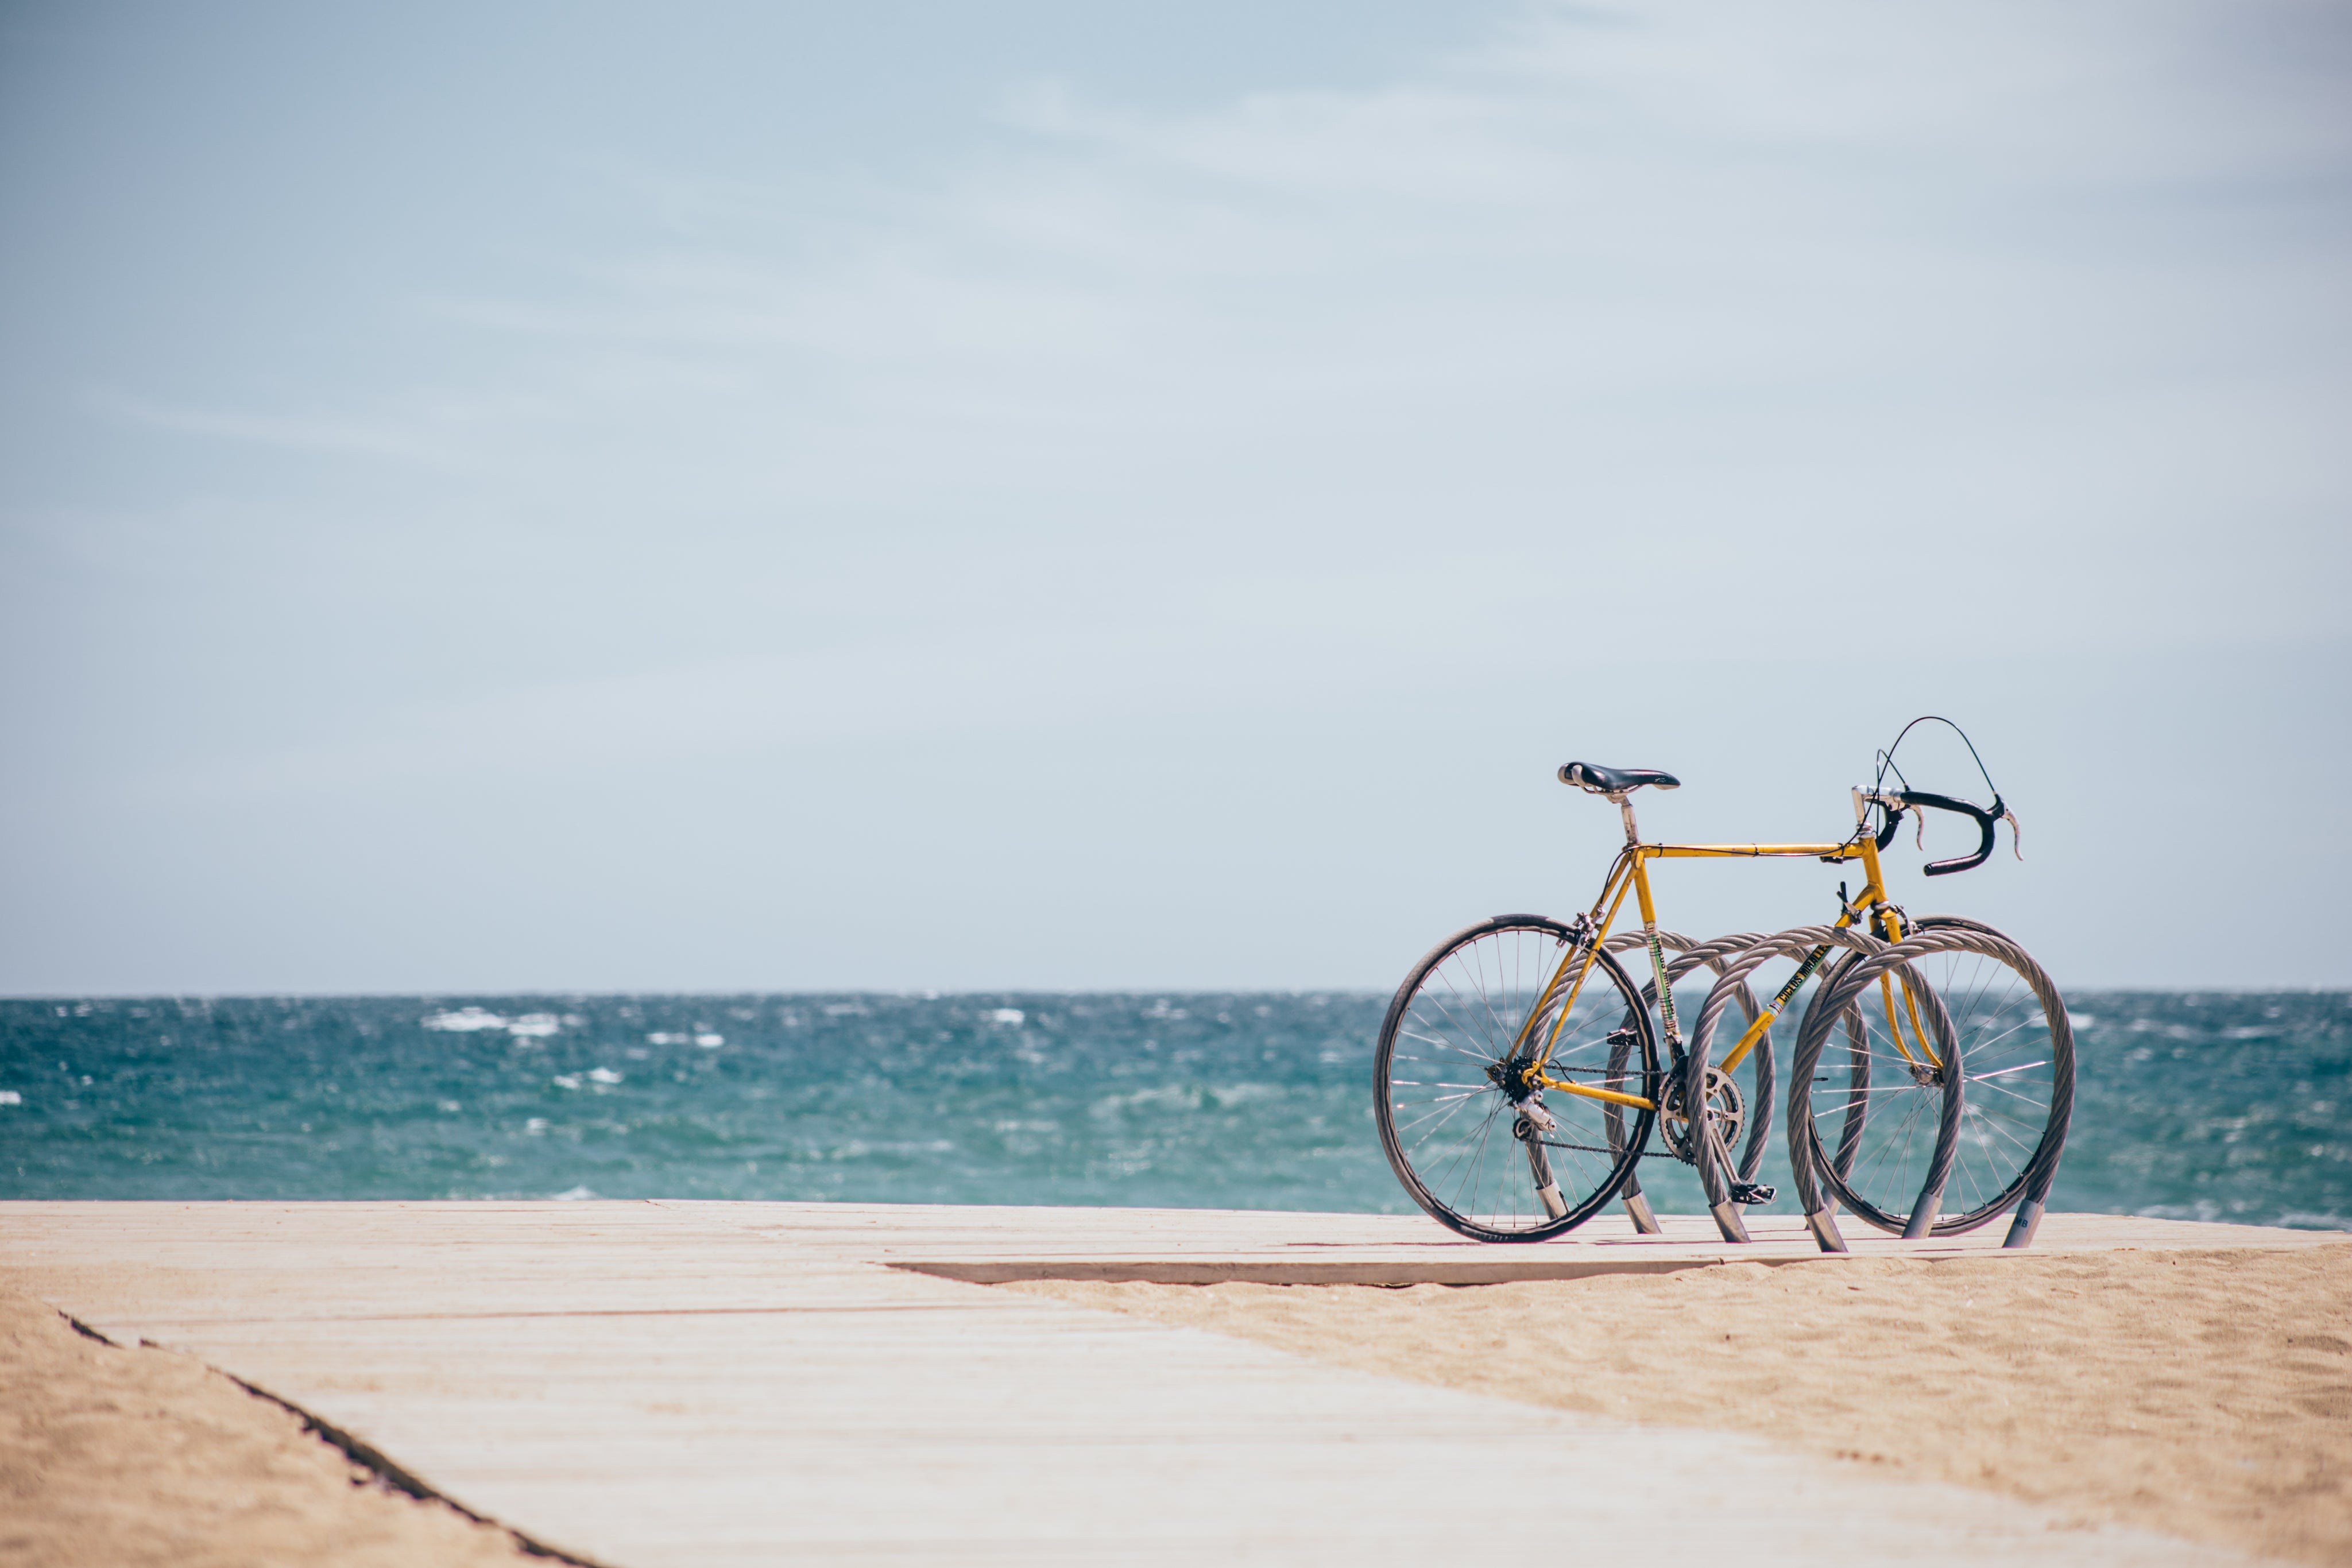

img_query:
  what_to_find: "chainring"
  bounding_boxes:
[1660,1064,1746,1164]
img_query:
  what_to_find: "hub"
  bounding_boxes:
[1484,1053,1542,1104]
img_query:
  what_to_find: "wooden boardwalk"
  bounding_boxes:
[719,1201,2337,1283]
[5,1201,2335,1566]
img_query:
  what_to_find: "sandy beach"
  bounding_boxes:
[5,1205,2346,1566]
[0,1284,539,1568]
[1012,1246,2352,1566]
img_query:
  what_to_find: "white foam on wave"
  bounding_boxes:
[0,1090,21,1106]
[423,1007,506,1032]
[988,1009,1024,1026]
[551,1185,599,1201]
[551,1074,582,1090]
[694,1032,724,1047]
[422,1007,563,1039]
[587,1067,623,1085]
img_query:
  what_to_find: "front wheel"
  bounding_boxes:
[1375,916,1659,1241]
[1794,918,2074,1236]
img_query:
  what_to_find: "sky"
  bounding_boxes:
[2,0,2347,994]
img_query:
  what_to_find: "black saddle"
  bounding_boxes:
[1558,762,1680,795]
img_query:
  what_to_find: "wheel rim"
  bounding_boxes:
[1906,938,2065,1230]
[1805,931,2065,1234]
[1377,920,1655,1240]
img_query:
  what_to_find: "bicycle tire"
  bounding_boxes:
[1795,919,2072,1235]
[1376,916,1659,1242]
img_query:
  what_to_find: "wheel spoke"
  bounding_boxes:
[1377,920,1653,1238]
[1805,926,2071,1236]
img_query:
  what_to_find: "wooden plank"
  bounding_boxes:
[659,1200,2349,1284]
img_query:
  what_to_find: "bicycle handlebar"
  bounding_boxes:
[1897,790,2003,876]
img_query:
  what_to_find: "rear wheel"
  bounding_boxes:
[1376,916,1659,1241]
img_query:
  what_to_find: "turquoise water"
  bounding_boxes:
[2,992,2345,1230]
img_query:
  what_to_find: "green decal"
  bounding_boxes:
[1646,931,1680,1046]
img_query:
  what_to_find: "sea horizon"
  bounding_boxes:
[5,989,2345,1233]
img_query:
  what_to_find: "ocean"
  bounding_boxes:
[2,991,2345,1231]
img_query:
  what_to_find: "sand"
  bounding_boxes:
[0,1283,545,1568]
[1009,1246,2352,1566]
[7,1243,2345,1565]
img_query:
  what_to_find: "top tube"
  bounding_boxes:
[1642,841,1864,861]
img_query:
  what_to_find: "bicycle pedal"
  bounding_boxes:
[1730,1182,1776,1206]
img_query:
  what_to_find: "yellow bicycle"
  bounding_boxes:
[1373,723,2071,1248]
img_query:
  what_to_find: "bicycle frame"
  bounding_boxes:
[1512,791,1938,1116]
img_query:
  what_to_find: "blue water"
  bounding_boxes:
[2,992,2346,1230]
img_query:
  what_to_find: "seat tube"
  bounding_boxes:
[1618,804,1673,1240]
[1622,799,1678,1054]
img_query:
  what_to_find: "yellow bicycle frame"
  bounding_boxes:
[1508,797,1940,1117]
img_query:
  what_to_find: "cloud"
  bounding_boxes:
[362,1,2346,663]
[84,389,460,466]
[69,2,2352,813]
[9,0,2351,990]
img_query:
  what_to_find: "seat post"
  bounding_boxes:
[1615,793,1641,845]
